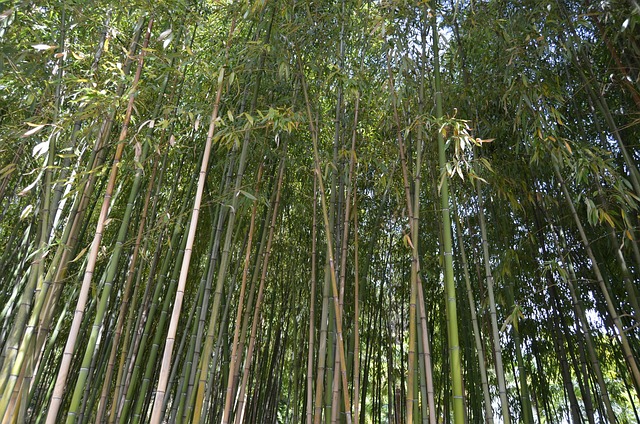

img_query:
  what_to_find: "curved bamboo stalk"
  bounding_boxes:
[300,56,353,424]
[306,174,318,424]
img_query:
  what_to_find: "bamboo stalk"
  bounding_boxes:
[45,18,153,424]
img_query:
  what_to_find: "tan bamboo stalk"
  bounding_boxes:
[306,175,318,424]
[182,156,234,421]
[192,9,273,419]
[384,43,418,424]
[331,58,361,424]
[300,57,353,424]
[234,146,287,424]
[148,14,237,422]
[221,164,264,423]
[44,18,153,424]
[94,153,157,423]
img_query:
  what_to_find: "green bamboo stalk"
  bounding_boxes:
[66,23,155,422]
[234,146,287,424]
[116,171,194,423]
[306,174,318,424]
[452,209,492,424]
[553,158,640,400]
[129,202,193,423]
[300,56,353,424]
[45,18,153,424]
[431,6,465,422]
[221,164,263,423]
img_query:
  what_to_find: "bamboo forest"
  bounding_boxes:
[1,0,640,422]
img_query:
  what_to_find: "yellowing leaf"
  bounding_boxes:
[404,233,415,250]
[601,210,614,228]
[71,245,89,263]
[71,51,86,60]
[564,141,572,154]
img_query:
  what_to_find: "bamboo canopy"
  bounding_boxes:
[0,0,639,422]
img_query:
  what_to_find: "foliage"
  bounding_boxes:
[0,0,638,423]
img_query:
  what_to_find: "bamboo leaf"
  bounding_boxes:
[32,140,49,157]
[22,124,46,138]
[20,204,33,220]
[32,44,57,51]
[238,190,257,201]
[71,245,90,263]
[18,175,41,196]
[157,28,172,41]
[0,163,16,178]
